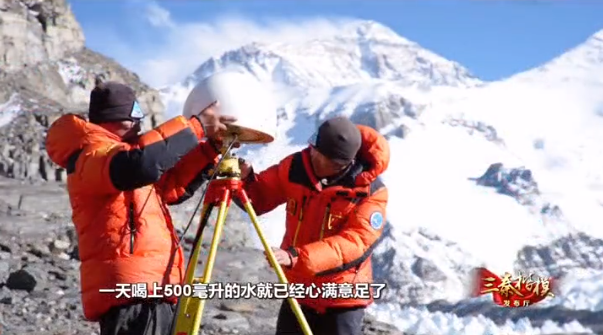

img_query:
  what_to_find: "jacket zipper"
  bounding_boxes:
[292,196,307,247]
[319,203,332,241]
[129,201,136,254]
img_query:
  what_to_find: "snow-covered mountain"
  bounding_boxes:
[160,20,603,334]
[186,21,482,89]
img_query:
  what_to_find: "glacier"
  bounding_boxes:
[159,20,603,334]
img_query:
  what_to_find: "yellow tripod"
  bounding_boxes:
[171,137,313,335]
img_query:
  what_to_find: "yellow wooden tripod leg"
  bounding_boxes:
[242,201,314,335]
[172,198,226,335]
[196,190,231,317]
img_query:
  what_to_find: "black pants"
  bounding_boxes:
[99,299,176,335]
[275,301,365,335]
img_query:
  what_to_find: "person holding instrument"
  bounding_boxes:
[45,79,236,335]
[238,116,390,335]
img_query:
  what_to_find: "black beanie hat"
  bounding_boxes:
[88,81,145,124]
[308,116,362,165]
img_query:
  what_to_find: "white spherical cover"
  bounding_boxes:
[182,70,277,143]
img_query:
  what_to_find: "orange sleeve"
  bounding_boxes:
[290,187,388,276]
[241,162,288,216]
[74,116,206,194]
[156,139,221,205]
[72,141,129,194]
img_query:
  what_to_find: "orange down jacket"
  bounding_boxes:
[45,113,219,321]
[242,124,390,312]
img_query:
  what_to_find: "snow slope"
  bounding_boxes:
[160,21,603,334]
[367,303,593,335]
[432,31,603,244]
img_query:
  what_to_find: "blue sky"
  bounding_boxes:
[69,0,603,88]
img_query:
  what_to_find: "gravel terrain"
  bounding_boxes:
[0,176,402,335]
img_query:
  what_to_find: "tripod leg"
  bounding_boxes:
[185,204,215,283]
[203,189,231,283]
[187,188,232,331]
[238,190,314,335]
[171,203,214,335]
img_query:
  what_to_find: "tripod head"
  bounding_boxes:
[213,133,242,179]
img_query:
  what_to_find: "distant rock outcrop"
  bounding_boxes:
[515,232,603,279]
[0,0,165,182]
[471,163,564,221]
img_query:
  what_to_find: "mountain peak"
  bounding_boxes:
[184,20,480,90]
[589,29,603,43]
[506,28,603,85]
[339,20,411,43]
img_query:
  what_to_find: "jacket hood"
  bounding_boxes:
[354,124,390,186]
[46,113,121,169]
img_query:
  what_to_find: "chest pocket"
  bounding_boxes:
[286,193,309,247]
[319,197,359,240]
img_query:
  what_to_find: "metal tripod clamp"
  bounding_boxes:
[171,140,313,335]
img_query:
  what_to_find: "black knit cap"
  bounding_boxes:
[308,116,362,165]
[88,81,145,124]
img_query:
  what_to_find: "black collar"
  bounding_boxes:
[320,160,366,189]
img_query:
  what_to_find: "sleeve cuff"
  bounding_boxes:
[287,246,299,269]
[190,115,206,139]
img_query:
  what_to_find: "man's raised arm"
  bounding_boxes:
[63,116,206,194]
[239,161,288,216]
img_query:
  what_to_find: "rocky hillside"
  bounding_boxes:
[0,0,165,183]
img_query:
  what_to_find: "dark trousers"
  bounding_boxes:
[275,301,365,335]
[99,299,176,335]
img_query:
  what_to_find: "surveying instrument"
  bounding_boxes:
[170,70,314,335]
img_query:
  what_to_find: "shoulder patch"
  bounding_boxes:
[369,211,384,230]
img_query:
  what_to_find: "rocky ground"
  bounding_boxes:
[0,176,402,335]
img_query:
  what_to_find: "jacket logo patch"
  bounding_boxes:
[286,198,297,216]
[369,211,384,230]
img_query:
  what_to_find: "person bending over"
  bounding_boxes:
[239,116,390,335]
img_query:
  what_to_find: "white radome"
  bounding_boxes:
[182,69,277,144]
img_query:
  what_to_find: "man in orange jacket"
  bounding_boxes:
[239,116,390,335]
[45,81,236,335]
